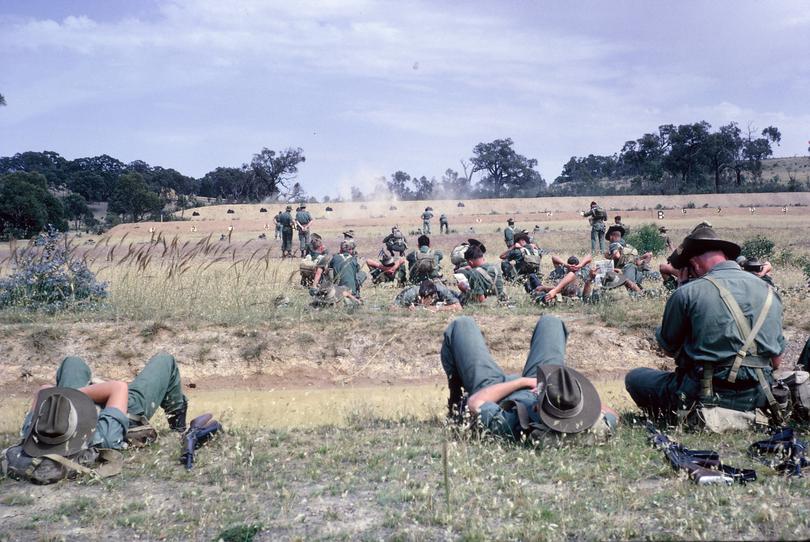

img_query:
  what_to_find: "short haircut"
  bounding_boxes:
[465,244,485,261]
[514,233,530,244]
[418,279,438,298]
[615,215,622,221]
[418,235,430,247]
[567,256,579,265]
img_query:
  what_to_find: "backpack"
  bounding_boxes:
[2,445,122,485]
[520,247,542,272]
[592,206,607,221]
[450,243,469,267]
[413,250,438,275]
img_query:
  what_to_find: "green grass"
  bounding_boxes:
[2,418,809,540]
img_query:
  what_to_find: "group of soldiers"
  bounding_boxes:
[273,204,314,258]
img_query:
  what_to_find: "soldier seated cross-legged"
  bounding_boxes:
[625,223,796,431]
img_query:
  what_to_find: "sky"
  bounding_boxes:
[1,0,808,198]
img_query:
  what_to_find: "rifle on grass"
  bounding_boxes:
[646,423,756,485]
[748,427,809,477]
[179,413,222,470]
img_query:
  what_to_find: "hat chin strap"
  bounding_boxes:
[542,381,584,419]
[34,402,78,445]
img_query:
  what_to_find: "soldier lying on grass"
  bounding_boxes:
[442,315,617,442]
[392,279,461,312]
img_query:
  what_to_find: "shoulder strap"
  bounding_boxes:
[703,275,775,383]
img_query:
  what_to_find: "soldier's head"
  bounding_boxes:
[565,256,579,271]
[605,224,625,243]
[392,226,398,233]
[514,233,530,246]
[285,205,292,212]
[614,215,622,224]
[339,241,352,253]
[418,279,438,306]
[590,201,597,208]
[507,218,515,225]
[669,223,741,277]
[464,244,486,267]
[418,235,430,248]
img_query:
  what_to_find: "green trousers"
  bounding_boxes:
[590,227,606,254]
[56,353,187,422]
[441,315,567,408]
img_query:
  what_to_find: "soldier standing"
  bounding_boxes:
[295,203,313,257]
[439,213,449,234]
[582,201,607,254]
[421,207,434,234]
[504,218,516,248]
[278,205,294,258]
[273,211,282,240]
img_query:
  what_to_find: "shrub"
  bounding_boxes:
[685,201,696,209]
[741,235,775,259]
[0,226,107,312]
[626,223,667,255]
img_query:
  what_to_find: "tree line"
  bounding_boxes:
[553,121,799,195]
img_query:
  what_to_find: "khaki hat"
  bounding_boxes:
[536,365,601,434]
[601,271,627,290]
[23,388,97,457]
[668,224,740,269]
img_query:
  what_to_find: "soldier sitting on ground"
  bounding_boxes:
[605,225,647,292]
[626,223,786,427]
[499,232,542,282]
[450,239,485,272]
[382,226,408,257]
[527,255,595,303]
[393,279,461,311]
[328,241,366,298]
[366,254,407,285]
[455,243,506,304]
[442,315,617,442]
[299,233,330,287]
[406,235,443,284]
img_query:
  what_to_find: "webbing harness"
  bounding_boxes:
[701,276,780,421]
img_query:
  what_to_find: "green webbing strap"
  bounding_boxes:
[39,448,123,480]
[474,267,496,294]
[701,363,715,402]
[703,276,774,383]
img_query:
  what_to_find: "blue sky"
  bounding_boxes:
[1,0,808,198]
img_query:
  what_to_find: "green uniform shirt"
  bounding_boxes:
[278,211,293,230]
[461,262,505,299]
[584,207,606,231]
[656,261,785,384]
[394,283,460,307]
[504,246,541,275]
[407,246,443,282]
[329,252,361,296]
[295,210,312,225]
[504,226,515,246]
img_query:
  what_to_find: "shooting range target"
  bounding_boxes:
[681,209,687,215]
[657,211,665,220]
[716,207,722,214]
[782,207,788,213]
[749,207,756,214]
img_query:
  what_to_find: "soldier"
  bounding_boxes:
[406,235,443,284]
[421,207,434,234]
[504,218,516,248]
[295,203,313,257]
[613,215,629,239]
[273,211,282,240]
[328,241,365,298]
[342,230,357,255]
[439,213,449,234]
[442,315,617,441]
[659,226,673,252]
[528,255,595,303]
[625,224,786,425]
[393,279,461,311]
[499,232,542,282]
[299,233,330,287]
[309,282,361,308]
[382,226,408,257]
[736,256,775,287]
[14,353,188,457]
[582,201,607,254]
[278,205,294,257]
[456,243,506,304]
[605,225,647,292]
[366,254,407,285]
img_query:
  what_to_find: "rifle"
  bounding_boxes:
[179,413,222,470]
[748,427,809,477]
[646,423,756,485]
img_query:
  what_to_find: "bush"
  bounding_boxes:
[741,235,775,259]
[625,223,667,255]
[0,226,107,312]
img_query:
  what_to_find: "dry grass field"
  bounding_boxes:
[1,192,809,541]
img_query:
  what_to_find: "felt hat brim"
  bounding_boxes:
[23,387,97,458]
[536,365,601,434]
